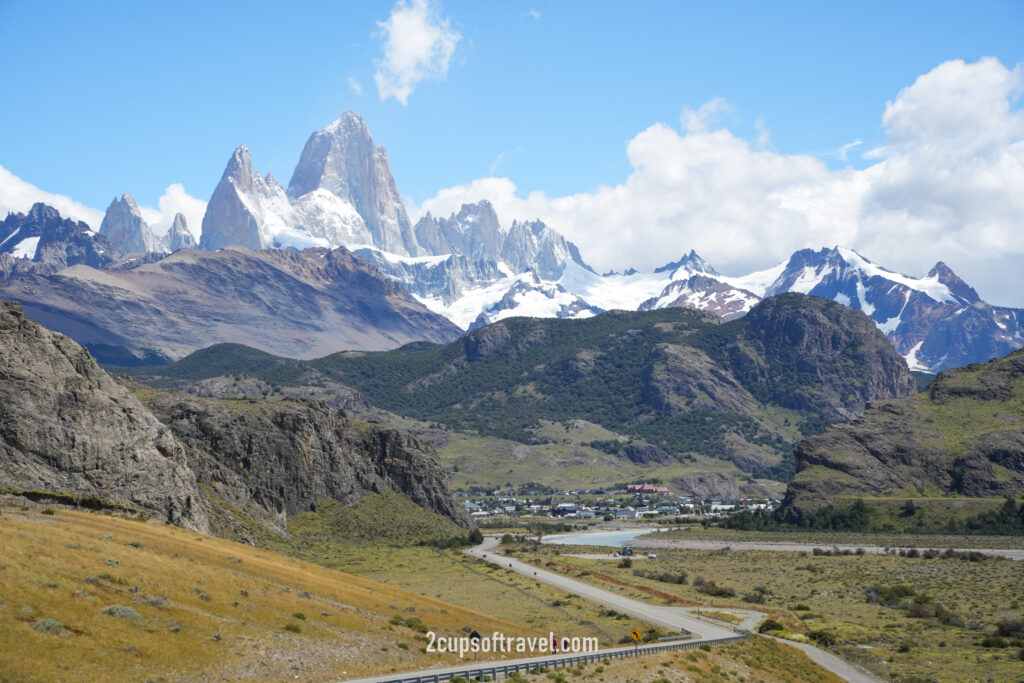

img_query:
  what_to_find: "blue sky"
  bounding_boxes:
[1,0,1023,302]
[0,0,1019,205]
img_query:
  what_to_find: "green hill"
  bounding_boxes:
[126,294,916,483]
[782,347,1024,519]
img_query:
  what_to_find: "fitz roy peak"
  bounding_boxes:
[288,111,419,256]
[199,112,417,255]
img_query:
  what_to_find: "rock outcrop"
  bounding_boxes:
[140,393,471,535]
[734,294,918,420]
[0,301,208,530]
[782,347,1024,517]
[0,300,472,540]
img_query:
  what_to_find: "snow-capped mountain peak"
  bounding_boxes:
[654,249,719,278]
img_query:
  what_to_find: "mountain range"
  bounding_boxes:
[2,110,1021,371]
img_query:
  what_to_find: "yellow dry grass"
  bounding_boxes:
[0,506,540,681]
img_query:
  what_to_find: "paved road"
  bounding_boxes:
[468,537,881,683]
[634,534,1024,560]
[466,537,737,640]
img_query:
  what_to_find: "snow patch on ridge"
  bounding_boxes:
[11,236,40,259]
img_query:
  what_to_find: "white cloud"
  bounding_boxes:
[836,139,863,161]
[414,58,1024,306]
[347,76,364,96]
[0,164,104,229]
[524,9,541,20]
[374,0,461,106]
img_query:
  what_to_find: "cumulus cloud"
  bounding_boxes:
[413,58,1024,305]
[374,0,461,105]
[0,164,104,228]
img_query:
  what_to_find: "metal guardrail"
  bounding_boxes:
[357,632,748,683]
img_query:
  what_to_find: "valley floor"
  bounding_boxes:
[517,531,1024,682]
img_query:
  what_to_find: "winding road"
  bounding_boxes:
[466,536,880,683]
[466,537,736,639]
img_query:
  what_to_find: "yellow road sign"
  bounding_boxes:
[630,629,642,642]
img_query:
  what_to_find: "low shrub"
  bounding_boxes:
[32,618,65,635]
[101,605,141,620]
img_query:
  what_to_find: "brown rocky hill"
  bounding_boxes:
[0,245,461,365]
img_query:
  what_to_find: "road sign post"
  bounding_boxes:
[630,628,641,657]
[469,630,480,661]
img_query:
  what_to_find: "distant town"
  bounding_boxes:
[457,482,780,520]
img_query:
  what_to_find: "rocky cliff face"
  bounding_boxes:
[414,200,503,261]
[783,347,1024,517]
[0,301,208,530]
[140,393,471,536]
[733,294,918,420]
[501,219,590,281]
[100,194,162,254]
[288,111,419,256]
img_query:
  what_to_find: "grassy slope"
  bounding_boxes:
[520,543,1024,682]
[0,506,534,681]
[437,421,779,493]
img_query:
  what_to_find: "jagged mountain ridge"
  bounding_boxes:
[1,203,121,278]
